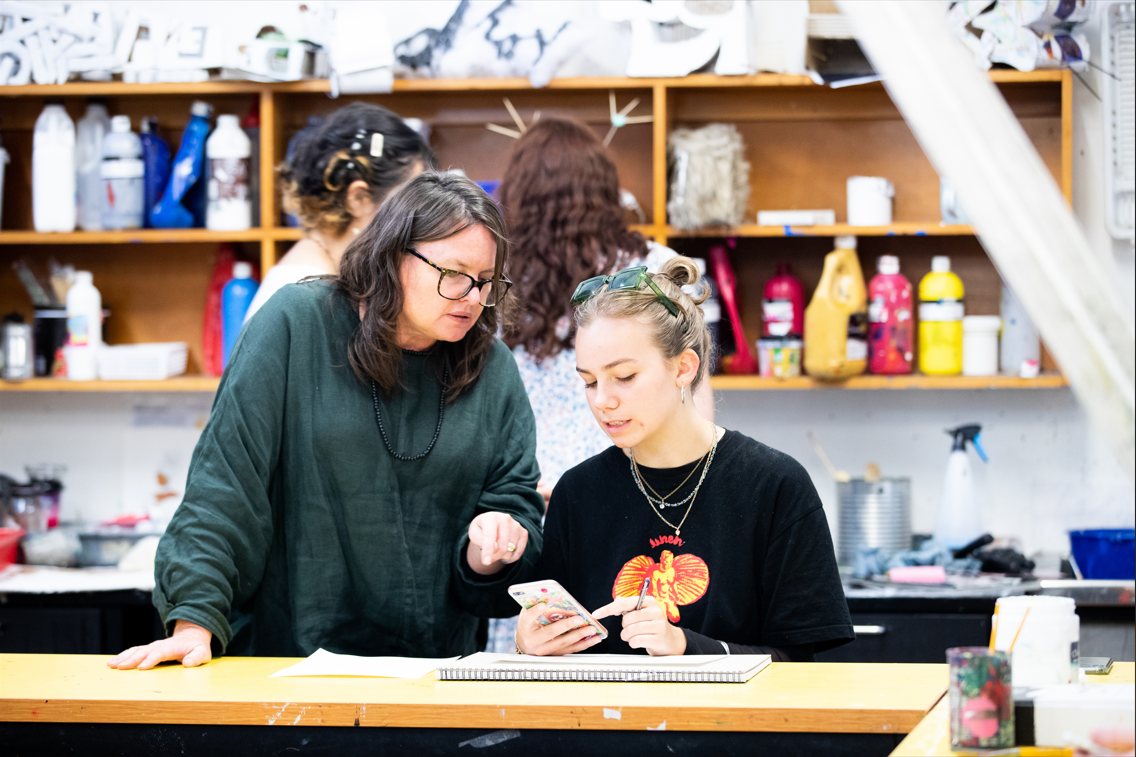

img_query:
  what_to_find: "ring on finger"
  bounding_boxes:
[506,542,517,552]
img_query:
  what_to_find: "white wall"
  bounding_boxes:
[1,5,1132,557]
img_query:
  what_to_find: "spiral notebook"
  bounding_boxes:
[436,653,771,683]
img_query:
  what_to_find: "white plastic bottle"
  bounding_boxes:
[933,424,988,550]
[100,115,145,230]
[66,271,102,381]
[206,115,252,231]
[76,98,110,230]
[33,102,77,232]
[1000,284,1040,376]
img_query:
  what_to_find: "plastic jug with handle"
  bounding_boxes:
[804,235,867,379]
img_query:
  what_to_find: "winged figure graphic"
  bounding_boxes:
[612,549,709,623]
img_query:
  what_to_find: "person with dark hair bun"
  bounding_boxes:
[109,172,542,669]
[243,102,435,321]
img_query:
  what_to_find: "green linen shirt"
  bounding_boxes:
[153,280,544,658]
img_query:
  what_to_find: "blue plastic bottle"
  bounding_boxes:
[150,101,212,228]
[222,262,258,369]
[139,118,171,228]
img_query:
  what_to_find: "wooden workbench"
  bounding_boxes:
[0,654,947,756]
[891,662,1135,756]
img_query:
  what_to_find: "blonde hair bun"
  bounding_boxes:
[658,255,710,306]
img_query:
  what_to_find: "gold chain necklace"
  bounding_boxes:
[637,448,708,503]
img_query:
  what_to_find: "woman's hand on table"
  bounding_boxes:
[466,511,529,575]
[107,619,213,670]
[592,596,687,656]
[514,603,603,656]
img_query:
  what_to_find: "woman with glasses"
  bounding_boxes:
[109,172,543,670]
[514,256,853,660]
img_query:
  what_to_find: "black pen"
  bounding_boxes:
[634,577,651,611]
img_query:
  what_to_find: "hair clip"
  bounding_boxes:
[370,132,384,158]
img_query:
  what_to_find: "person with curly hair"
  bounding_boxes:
[243,102,434,321]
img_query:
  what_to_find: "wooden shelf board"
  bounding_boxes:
[668,223,974,238]
[709,373,1069,390]
[0,80,273,97]
[0,229,269,245]
[0,376,221,392]
[1,374,1068,393]
[0,69,1063,99]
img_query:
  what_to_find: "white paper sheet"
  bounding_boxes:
[270,648,459,679]
[0,565,155,593]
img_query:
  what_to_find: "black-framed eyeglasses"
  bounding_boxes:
[408,249,512,307]
[569,266,680,318]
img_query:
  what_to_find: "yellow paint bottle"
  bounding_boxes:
[918,256,965,375]
[804,235,868,379]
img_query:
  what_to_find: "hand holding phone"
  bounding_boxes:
[509,580,608,656]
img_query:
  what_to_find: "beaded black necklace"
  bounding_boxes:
[371,349,448,462]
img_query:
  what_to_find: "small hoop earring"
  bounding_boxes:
[680,385,685,404]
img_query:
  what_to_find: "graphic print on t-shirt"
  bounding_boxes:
[612,537,709,623]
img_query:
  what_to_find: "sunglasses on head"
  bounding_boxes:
[569,266,680,318]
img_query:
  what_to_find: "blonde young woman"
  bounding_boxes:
[514,257,853,660]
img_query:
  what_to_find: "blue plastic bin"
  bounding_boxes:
[1069,529,1135,579]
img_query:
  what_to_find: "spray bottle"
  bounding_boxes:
[933,424,988,550]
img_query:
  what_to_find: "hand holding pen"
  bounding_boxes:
[593,578,688,656]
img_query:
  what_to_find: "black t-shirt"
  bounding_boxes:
[540,430,853,657]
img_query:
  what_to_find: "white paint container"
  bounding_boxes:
[847,176,894,226]
[992,595,1079,686]
[962,315,1001,376]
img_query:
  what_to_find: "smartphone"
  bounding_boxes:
[507,579,608,640]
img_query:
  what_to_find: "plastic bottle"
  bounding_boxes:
[75,98,110,230]
[65,271,102,381]
[762,263,804,338]
[222,262,259,368]
[933,424,988,550]
[100,115,145,230]
[867,255,913,374]
[206,115,253,231]
[693,258,721,374]
[32,102,77,233]
[1000,284,1040,376]
[151,101,213,229]
[803,235,867,379]
[918,256,965,375]
[140,118,171,229]
[242,101,261,228]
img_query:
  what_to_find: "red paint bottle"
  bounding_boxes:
[867,255,914,374]
[762,263,804,337]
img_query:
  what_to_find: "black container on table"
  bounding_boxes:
[32,309,66,376]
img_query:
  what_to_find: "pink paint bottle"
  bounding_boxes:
[762,263,804,337]
[868,255,913,374]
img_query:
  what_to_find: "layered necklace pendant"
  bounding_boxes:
[629,424,719,536]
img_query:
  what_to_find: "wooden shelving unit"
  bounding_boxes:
[0,376,221,392]
[710,373,1069,391]
[0,70,1072,392]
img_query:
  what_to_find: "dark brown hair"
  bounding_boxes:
[280,102,435,235]
[335,171,511,401]
[499,118,648,361]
